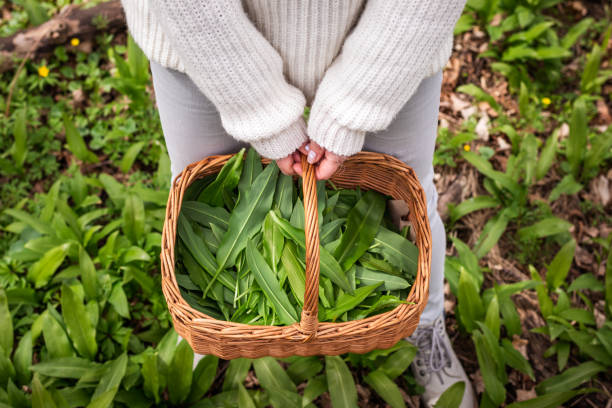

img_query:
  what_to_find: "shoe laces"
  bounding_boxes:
[412,318,452,374]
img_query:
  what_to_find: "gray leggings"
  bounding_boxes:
[150,60,445,330]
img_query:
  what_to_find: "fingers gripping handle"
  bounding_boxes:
[299,154,320,340]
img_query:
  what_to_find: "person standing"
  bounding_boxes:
[120,1,476,406]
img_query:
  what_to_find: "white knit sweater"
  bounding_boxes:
[120,0,465,159]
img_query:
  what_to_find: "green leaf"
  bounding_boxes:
[32,374,57,408]
[567,98,588,177]
[568,274,604,292]
[325,356,358,408]
[177,214,229,287]
[536,361,605,395]
[365,370,405,408]
[606,245,612,318]
[253,357,296,392]
[334,190,386,271]
[303,375,328,407]
[557,308,595,325]
[142,353,161,404]
[534,46,572,60]
[0,344,15,385]
[501,339,534,380]
[199,149,244,206]
[182,201,230,230]
[286,357,324,384]
[6,379,28,408]
[531,266,553,318]
[463,151,520,193]
[549,174,583,202]
[561,18,593,49]
[448,195,499,224]
[79,246,99,300]
[457,267,484,332]
[369,226,418,276]
[127,34,149,82]
[188,355,218,402]
[122,193,145,243]
[546,239,575,290]
[474,208,511,259]
[274,173,294,220]
[581,44,602,93]
[557,341,571,371]
[281,242,306,304]
[119,141,146,173]
[536,129,558,180]
[246,241,297,324]
[109,283,130,318]
[239,148,263,196]
[472,330,505,405]
[268,388,302,408]
[13,331,32,384]
[168,340,194,405]
[42,311,74,359]
[27,243,70,288]
[434,381,465,408]
[584,127,612,177]
[22,0,49,25]
[456,84,500,111]
[216,161,278,270]
[506,389,595,408]
[238,384,256,408]
[92,353,127,400]
[87,388,118,408]
[326,283,382,321]
[508,22,554,43]
[484,295,500,340]
[223,358,251,391]
[518,217,572,241]
[155,144,172,189]
[355,267,410,291]
[270,211,351,292]
[63,114,98,163]
[502,45,538,61]
[0,290,12,358]
[263,212,284,276]
[61,284,97,359]
[4,208,54,235]
[31,357,101,378]
[380,343,417,379]
[12,108,27,168]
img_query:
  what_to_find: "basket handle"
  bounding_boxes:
[299,154,320,340]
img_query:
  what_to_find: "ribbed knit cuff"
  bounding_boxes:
[307,109,366,157]
[250,117,308,160]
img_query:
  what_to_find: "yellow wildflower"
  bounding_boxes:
[70,37,80,47]
[463,144,471,152]
[38,66,49,78]
[541,97,551,106]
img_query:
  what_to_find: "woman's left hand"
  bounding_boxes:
[292,141,347,180]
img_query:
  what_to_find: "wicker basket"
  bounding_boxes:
[160,151,431,359]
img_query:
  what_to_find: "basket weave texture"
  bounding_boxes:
[160,151,432,359]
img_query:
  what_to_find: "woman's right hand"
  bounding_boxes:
[299,141,347,180]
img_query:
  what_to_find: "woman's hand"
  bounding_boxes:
[276,142,310,176]
[293,141,347,180]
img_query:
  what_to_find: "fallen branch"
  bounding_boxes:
[0,0,125,73]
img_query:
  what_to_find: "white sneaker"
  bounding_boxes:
[407,314,477,408]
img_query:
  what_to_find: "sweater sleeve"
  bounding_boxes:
[148,0,307,160]
[307,0,466,157]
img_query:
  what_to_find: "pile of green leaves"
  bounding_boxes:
[175,148,419,325]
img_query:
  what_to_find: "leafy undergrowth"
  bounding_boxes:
[0,0,611,407]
